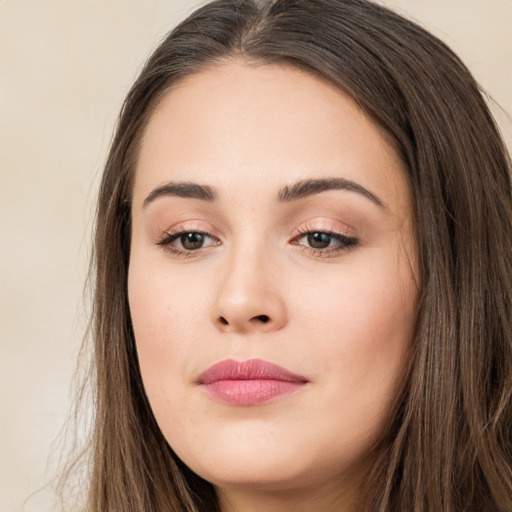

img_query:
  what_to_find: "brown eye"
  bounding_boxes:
[180,232,205,250]
[292,229,359,256]
[157,230,220,256]
[307,232,332,249]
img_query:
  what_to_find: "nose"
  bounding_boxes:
[212,246,288,334]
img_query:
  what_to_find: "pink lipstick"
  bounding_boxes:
[197,359,308,406]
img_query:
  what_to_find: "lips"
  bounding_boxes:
[197,358,308,406]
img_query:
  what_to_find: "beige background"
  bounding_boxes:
[1,1,510,511]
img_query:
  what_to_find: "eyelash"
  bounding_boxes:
[156,228,219,258]
[156,225,359,258]
[290,226,359,257]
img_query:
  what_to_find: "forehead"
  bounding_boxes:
[133,60,411,215]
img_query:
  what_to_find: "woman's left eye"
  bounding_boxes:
[292,230,359,255]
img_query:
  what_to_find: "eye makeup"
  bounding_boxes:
[290,226,359,258]
[155,221,359,260]
[156,223,222,258]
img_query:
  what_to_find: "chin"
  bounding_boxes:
[195,464,321,495]
[173,426,366,496]
[173,428,306,488]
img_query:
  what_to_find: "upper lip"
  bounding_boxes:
[197,358,308,384]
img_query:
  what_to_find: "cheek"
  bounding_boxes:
[291,247,416,412]
[127,258,202,398]
[128,268,208,454]
[297,249,415,338]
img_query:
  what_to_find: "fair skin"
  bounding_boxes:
[128,60,419,512]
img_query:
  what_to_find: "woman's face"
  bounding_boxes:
[129,61,419,508]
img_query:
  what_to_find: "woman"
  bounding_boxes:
[65,0,512,510]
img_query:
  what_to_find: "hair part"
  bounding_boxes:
[63,1,512,510]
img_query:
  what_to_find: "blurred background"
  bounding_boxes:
[1,1,510,510]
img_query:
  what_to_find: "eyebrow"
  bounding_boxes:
[143,181,217,208]
[277,178,385,208]
[142,177,385,209]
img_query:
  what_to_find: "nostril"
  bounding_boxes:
[219,316,229,325]
[253,315,270,323]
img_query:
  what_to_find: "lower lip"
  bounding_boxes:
[202,379,306,406]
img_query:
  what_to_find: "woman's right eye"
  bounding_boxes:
[157,230,220,256]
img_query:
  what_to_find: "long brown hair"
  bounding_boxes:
[64,0,512,510]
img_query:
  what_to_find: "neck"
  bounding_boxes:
[219,491,355,512]
[216,469,363,512]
